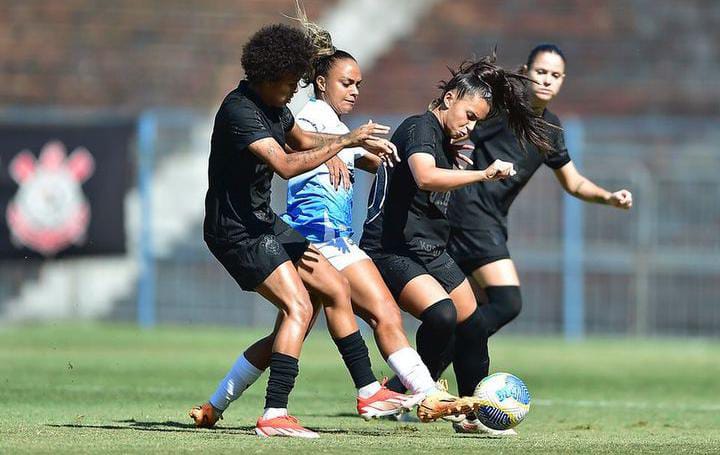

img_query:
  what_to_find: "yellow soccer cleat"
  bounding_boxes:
[416,379,486,423]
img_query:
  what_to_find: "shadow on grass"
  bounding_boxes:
[47,419,255,435]
[46,419,417,438]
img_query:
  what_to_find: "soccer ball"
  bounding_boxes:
[474,372,531,430]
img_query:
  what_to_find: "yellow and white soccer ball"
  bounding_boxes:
[474,372,531,430]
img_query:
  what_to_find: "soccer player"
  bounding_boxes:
[360,55,553,427]
[192,15,483,427]
[193,23,404,439]
[444,44,633,434]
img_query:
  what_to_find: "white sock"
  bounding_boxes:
[357,381,382,398]
[262,407,288,420]
[387,347,438,395]
[209,353,264,411]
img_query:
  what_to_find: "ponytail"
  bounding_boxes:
[433,52,556,154]
[286,0,357,97]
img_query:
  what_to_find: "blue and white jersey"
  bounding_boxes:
[282,99,366,243]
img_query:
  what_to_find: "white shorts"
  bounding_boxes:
[314,237,370,271]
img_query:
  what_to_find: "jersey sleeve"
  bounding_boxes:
[281,106,296,133]
[404,118,439,160]
[296,116,322,133]
[225,101,273,151]
[543,117,572,169]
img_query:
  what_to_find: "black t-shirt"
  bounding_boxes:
[360,111,453,260]
[447,109,571,230]
[204,80,295,241]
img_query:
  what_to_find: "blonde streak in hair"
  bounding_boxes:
[285,0,335,58]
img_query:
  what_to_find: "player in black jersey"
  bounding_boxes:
[361,55,555,428]
[444,44,633,433]
[190,23,406,439]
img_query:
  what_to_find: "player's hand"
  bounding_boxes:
[349,120,399,165]
[346,120,391,147]
[448,142,474,168]
[608,189,633,209]
[325,156,351,191]
[363,137,400,167]
[482,159,516,181]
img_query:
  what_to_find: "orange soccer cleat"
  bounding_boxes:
[356,379,425,420]
[189,402,222,428]
[255,415,319,438]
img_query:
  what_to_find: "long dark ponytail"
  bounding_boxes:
[431,53,556,154]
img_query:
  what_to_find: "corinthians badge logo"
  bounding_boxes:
[6,140,95,256]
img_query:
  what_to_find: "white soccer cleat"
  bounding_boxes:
[452,416,518,436]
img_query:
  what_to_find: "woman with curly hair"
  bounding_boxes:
[191,10,488,429]
[192,22,405,438]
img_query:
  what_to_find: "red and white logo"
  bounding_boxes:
[6,140,95,256]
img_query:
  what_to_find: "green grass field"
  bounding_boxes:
[1,324,718,453]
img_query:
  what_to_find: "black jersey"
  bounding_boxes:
[447,109,571,230]
[360,111,453,260]
[204,81,295,242]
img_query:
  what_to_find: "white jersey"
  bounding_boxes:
[282,99,365,243]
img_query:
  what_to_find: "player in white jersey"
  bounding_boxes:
[189,10,485,430]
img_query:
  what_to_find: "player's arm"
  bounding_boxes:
[286,123,339,151]
[287,121,400,164]
[355,153,382,173]
[249,136,350,180]
[553,161,633,209]
[408,153,515,192]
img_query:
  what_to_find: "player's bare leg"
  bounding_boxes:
[296,247,419,419]
[396,276,485,422]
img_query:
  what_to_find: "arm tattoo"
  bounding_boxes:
[264,142,276,158]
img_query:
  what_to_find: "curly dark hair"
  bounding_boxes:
[241,24,314,83]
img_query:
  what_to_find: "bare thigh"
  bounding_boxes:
[342,259,401,327]
[295,246,357,339]
[468,258,520,304]
[397,274,453,319]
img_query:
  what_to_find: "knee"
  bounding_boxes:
[286,296,314,328]
[372,301,403,332]
[486,285,523,324]
[325,274,352,306]
[419,298,457,335]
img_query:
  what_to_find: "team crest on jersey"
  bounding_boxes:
[5,140,95,256]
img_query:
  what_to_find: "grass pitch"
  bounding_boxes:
[0,324,718,453]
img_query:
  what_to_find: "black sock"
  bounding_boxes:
[417,298,457,377]
[264,352,299,409]
[480,286,522,336]
[452,307,490,397]
[334,330,377,389]
[386,375,406,393]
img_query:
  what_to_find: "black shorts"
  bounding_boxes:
[447,225,511,275]
[370,250,466,300]
[205,218,310,291]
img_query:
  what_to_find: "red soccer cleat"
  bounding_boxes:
[255,415,319,438]
[356,379,425,420]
